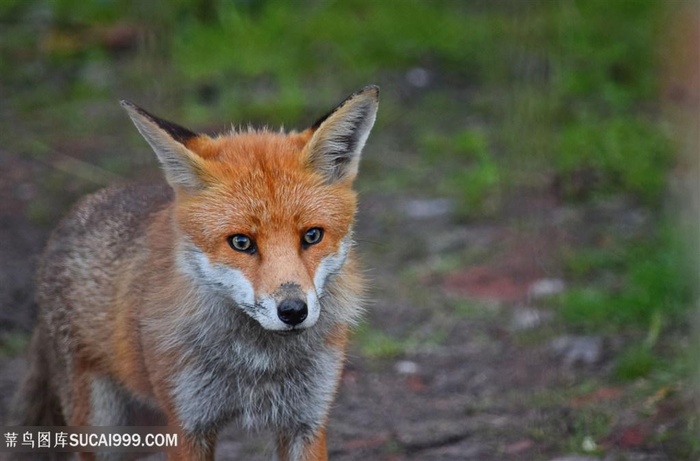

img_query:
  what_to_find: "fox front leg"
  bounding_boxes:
[164,432,215,461]
[276,427,328,461]
[161,409,216,461]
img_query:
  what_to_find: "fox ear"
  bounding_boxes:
[120,100,206,191]
[304,85,379,184]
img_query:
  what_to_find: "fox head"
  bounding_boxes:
[121,86,378,332]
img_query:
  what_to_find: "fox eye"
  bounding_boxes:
[302,228,324,247]
[228,234,256,253]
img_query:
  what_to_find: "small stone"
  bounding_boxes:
[549,335,604,367]
[406,67,431,88]
[403,198,453,219]
[581,436,597,452]
[395,360,419,375]
[529,278,566,299]
[510,307,553,331]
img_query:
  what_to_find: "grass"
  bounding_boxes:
[420,128,501,217]
[24,0,684,368]
[353,326,408,360]
[556,116,673,203]
[0,0,694,451]
[169,0,514,120]
[559,231,690,332]
[555,223,692,381]
[0,332,29,358]
[353,322,448,361]
[520,371,699,459]
[2,1,675,207]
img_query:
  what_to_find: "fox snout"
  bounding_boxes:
[274,283,309,327]
[252,285,320,331]
[277,298,308,326]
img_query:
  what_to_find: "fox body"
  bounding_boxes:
[12,86,379,461]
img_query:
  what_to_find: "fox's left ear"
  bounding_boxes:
[303,85,379,184]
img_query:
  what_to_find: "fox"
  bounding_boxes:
[10,85,379,461]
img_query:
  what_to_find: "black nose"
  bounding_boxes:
[277,298,308,326]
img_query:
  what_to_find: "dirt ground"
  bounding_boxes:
[0,128,693,461]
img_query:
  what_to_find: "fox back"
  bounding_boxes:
[12,86,379,461]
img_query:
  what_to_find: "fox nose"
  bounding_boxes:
[277,298,308,326]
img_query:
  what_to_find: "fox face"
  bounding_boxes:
[122,86,378,332]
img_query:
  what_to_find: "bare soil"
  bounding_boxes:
[0,136,693,461]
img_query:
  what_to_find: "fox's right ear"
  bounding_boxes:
[120,100,207,192]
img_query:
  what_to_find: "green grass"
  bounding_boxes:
[2,1,674,209]
[556,224,693,383]
[0,332,29,358]
[2,0,691,397]
[558,226,691,334]
[353,326,408,360]
[353,322,448,361]
[420,128,501,217]
[556,116,673,203]
[615,344,659,381]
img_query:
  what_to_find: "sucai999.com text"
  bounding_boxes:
[1,427,178,453]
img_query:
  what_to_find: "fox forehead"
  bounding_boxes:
[186,129,311,164]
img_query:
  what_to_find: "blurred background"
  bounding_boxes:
[0,0,697,460]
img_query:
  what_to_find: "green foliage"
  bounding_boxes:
[0,332,29,358]
[3,0,674,209]
[420,129,500,217]
[614,344,658,381]
[354,325,407,360]
[550,0,662,111]
[558,227,691,333]
[492,0,670,203]
[173,0,505,80]
[168,0,511,123]
[556,116,672,202]
[0,0,25,18]
[549,0,669,202]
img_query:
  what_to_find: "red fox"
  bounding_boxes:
[11,86,379,460]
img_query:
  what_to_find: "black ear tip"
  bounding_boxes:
[359,85,380,99]
[119,101,198,143]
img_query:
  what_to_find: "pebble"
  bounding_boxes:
[528,278,566,299]
[510,307,553,331]
[403,198,454,219]
[395,360,419,375]
[406,67,431,88]
[549,335,604,366]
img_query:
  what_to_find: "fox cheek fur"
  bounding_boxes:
[10,86,378,461]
